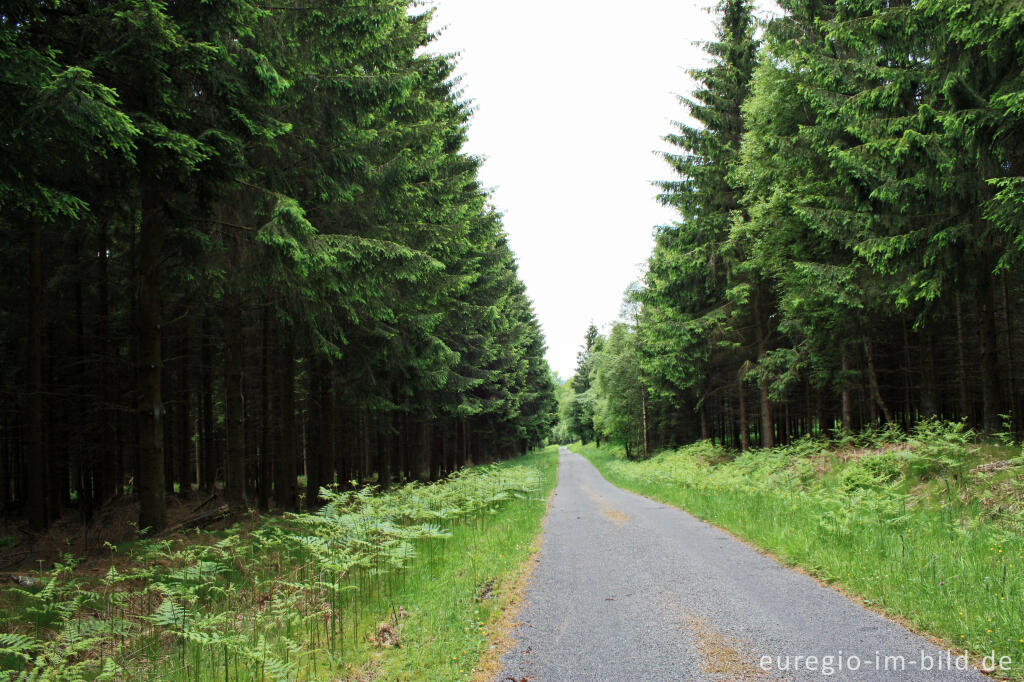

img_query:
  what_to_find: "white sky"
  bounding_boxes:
[426,1,776,379]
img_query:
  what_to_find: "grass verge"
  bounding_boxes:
[0,445,559,681]
[355,446,558,681]
[573,426,1024,678]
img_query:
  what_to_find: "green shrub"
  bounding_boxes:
[904,417,974,479]
[860,452,903,482]
[837,464,883,492]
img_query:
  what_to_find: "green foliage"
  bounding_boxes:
[619,0,1024,459]
[859,452,904,484]
[904,418,976,479]
[0,452,555,680]
[638,0,761,437]
[0,0,556,531]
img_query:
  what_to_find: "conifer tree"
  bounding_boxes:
[641,0,761,444]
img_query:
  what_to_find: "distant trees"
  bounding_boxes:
[0,0,555,534]
[575,0,1024,453]
[559,321,647,458]
[567,324,600,445]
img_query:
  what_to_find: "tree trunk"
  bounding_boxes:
[955,290,972,424]
[441,424,450,477]
[136,189,167,534]
[738,373,750,451]
[920,332,938,417]
[1002,277,1020,438]
[73,253,93,520]
[305,365,322,509]
[641,385,650,457]
[979,270,1004,433]
[419,417,431,482]
[901,318,913,428]
[258,307,272,511]
[379,415,392,489]
[863,335,893,424]
[429,419,441,482]
[178,319,194,499]
[98,222,117,503]
[200,318,215,493]
[224,297,246,507]
[753,285,773,448]
[318,364,335,495]
[274,335,297,511]
[27,220,47,530]
[841,344,853,434]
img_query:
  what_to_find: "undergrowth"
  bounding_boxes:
[0,446,558,681]
[576,420,1024,678]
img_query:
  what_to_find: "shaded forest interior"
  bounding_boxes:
[0,0,556,538]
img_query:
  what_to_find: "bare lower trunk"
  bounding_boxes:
[753,285,773,448]
[305,365,322,509]
[178,319,194,499]
[258,307,271,511]
[137,189,167,534]
[419,417,431,482]
[1003,277,1020,438]
[901,319,913,427]
[955,291,971,423]
[275,336,297,511]
[200,319,215,493]
[27,220,47,530]
[863,335,892,424]
[224,297,246,507]
[738,374,750,451]
[841,344,853,434]
[920,332,938,417]
[99,222,117,502]
[641,386,649,457]
[979,270,1004,433]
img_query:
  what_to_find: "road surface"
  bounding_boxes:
[497,448,984,681]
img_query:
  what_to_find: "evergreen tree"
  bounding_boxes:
[641,0,761,445]
[0,0,556,535]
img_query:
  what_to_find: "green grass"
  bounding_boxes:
[347,446,558,680]
[574,425,1024,678]
[0,446,558,681]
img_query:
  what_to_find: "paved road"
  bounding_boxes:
[497,448,985,681]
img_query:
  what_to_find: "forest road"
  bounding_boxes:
[496,448,985,681]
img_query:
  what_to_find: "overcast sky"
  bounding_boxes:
[426,1,776,379]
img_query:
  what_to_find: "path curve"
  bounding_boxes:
[497,448,984,681]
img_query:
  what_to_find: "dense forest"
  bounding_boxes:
[0,0,556,535]
[561,0,1024,455]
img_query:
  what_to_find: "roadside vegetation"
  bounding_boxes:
[0,447,558,681]
[575,425,1024,677]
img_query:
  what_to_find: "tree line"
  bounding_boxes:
[560,0,1024,455]
[0,0,556,534]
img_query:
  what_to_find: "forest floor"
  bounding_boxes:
[0,447,559,681]
[0,493,238,573]
[498,447,989,681]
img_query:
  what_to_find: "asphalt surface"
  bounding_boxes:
[497,448,986,681]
